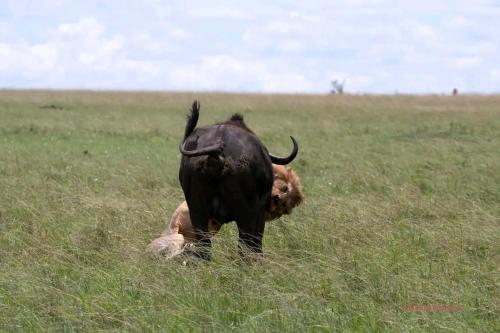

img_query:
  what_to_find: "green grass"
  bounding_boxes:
[1,90,499,332]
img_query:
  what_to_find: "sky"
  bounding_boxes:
[1,0,499,94]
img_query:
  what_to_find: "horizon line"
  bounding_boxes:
[2,87,499,97]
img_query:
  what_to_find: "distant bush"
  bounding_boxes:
[331,79,345,94]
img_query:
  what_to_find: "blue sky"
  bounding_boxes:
[1,0,499,93]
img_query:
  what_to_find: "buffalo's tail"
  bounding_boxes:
[179,140,224,157]
[180,100,224,178]
[183,100,200,140]
[180,100,225,158]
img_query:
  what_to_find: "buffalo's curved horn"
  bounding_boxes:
[179,140,224,157]
[269,136,298,165]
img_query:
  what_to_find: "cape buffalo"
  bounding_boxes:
[178,100,298,259]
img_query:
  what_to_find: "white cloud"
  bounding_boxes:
[279,40,304,52]
[58,17,104,36]
[242,19,314,53]
[189,6,250,20]
[452,56,482,68]
[168,27,192,40]
[406,21,438,43]
[266,21,303,35]
[1,1,500,93]
[0,17,162,88]
[446,15,473,28]
[0,42,58,78]
[491,69,500,83]
[170,55,262,90]
[168,55,316,92]
[131,33,163,52]
[0,22,8,38]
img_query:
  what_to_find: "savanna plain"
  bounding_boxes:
[0,90,498,332]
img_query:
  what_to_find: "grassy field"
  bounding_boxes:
[0,90,499,332]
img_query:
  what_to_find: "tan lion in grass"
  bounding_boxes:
[146,165,303,258]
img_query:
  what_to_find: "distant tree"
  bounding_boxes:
[452,88,458,96]
[331,79,345,94]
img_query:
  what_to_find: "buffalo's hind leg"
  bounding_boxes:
[188,210,213,260]
[236,208,266,258]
